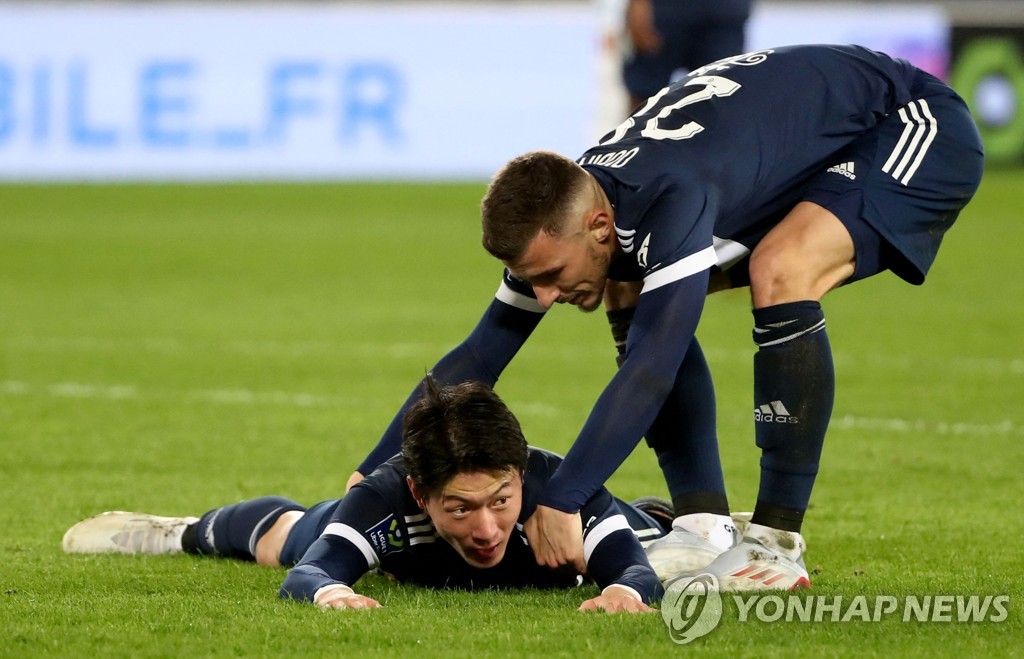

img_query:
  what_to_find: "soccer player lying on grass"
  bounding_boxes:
[63,378,669,613]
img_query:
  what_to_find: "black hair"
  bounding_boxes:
[401,375,528,499]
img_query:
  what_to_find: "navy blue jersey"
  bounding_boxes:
[353,44,979,516]
[283,448,663,603]
[587,45,918,289]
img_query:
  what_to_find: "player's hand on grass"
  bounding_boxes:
[524,504,586,574]
[314,584,381,610]
[345,471,365,493]
[579,585,654,614]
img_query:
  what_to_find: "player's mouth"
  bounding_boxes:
[468,543,502,563]
[560,291,588,307]
[570,290,601,313]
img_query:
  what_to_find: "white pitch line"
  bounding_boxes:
[0,380,356,409]
[1,380,1021,437]
[2,335,449,359]
[6,336,1024,377]
[829,414,1019,438]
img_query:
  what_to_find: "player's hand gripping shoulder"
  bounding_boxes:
[524,505,586,574]
[579,585,654,614]
[314,584,382,610]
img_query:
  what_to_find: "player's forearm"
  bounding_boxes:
[356,296,542,475]
[605,566,663,605]
[280,534,373,603]
[585,527,664,604]
[538,275,708,511]
[538,356,680,511]
[280,564,347,602]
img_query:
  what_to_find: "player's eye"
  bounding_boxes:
[493,497,509,507]
[529,269,560,286]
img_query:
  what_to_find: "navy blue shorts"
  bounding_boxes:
[279,499,341,567]
[802,70,985,285]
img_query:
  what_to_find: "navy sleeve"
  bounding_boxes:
[279,486,391,602]
[356,271,545,475]
[581,487,663,604]
[281,536,373,602]
[538,271,708,511]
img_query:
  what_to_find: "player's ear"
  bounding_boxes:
[406,476,427,510]
[588,210,613,243]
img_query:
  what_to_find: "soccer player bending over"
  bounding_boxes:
[347,44,984,590]
[63,378,668,613]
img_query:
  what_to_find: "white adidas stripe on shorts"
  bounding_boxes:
[881,99,938,186]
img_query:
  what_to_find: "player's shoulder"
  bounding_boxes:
[357,455,418,511]
[361,454,408,487]
[348,456,434,562]
[524,445,563,478]
[519,446,563,520]
[580,159,688,236]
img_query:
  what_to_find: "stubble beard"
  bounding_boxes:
[577,245,611,313]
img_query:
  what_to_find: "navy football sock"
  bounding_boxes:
[608,310,729,517]
[189,496,305,560]
[750,301,834,533]
[646,339,730,517]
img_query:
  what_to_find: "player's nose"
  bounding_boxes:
[471,510,500,543]
[533,285,560,309]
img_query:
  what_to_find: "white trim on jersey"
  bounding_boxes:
[406,522,435,535]
[495,280,546,313]
[712,235,750,270]
[582,514,631,565]
[882,99,937,186]
[322,522,380,569]
[615,224,637,253]
[641,245,717,294]
[407,517,439,545]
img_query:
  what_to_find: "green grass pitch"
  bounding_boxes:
[1,171,1021,657]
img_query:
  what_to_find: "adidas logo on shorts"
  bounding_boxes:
[827,161,856,180]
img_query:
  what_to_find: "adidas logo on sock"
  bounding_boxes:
[754,400,799,424]
[826,161,856,180]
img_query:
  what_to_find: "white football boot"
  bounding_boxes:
[63,511,198,555]
[643,512,742,581]
[670,522,811,591]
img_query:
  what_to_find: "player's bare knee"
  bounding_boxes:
[749,248,852,307]
[749,249,808,307]
[254,510,305,567]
